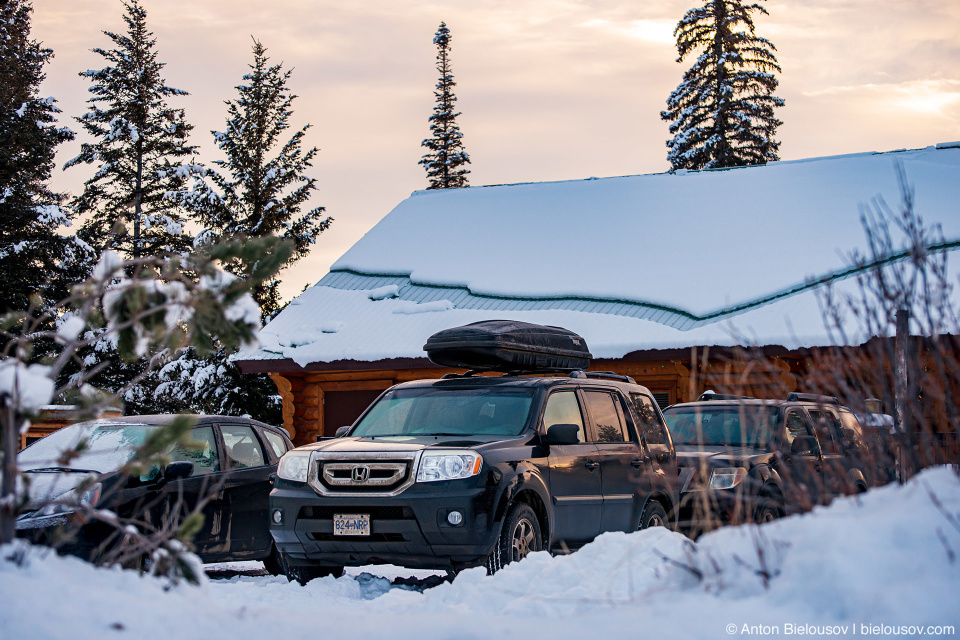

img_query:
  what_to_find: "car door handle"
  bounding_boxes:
[584,462,600,471]
[631,457,649,468]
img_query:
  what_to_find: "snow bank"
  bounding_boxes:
[2,468,958,639]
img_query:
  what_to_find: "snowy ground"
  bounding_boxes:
[3,467,959,640]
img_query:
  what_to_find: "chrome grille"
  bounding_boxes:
[321,462,407,488]
[307,451,421,497]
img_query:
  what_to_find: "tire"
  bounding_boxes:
[754,499,781,525]
[263,545,284,576]
[485,503,542,574]
[639,501,667,530]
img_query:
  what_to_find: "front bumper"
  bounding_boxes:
[675,473,768,531]
[270,478,501,570]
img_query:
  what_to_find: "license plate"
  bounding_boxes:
[333,514,370,536]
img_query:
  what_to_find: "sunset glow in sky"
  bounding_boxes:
[32,0,960,300]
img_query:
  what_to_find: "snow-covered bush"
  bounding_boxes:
[0,235,292,583]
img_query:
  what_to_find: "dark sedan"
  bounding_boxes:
[16,415,292,569]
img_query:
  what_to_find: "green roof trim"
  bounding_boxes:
[321,239,960,330]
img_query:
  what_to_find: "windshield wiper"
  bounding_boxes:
[412,432,471,437]
[23,466,99,474]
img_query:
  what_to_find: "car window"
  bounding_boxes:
[809,409,842,454]
[583,391,627,443]
[169,426,220,475]
[261,429,289,459]
[221,424,266,469]
[784,410,817,455]
[838,410,865,446]
[629,393,668,445]
[542,391,586,444]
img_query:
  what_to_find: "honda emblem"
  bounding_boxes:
[351,465,370,482]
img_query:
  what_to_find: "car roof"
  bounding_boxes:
[664,399,846,411]
[84,414,286,435]
[392,375,654,395]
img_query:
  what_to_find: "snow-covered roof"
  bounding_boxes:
[238,144,960,369]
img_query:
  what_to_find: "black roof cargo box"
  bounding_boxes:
[424,320,592,372]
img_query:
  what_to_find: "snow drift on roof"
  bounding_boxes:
[332,146,960,316]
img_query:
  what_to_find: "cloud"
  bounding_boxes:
[579,18,677,46]
[803,79,960,118]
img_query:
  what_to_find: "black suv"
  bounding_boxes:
[269,372,678,583]
[661,392,883,533]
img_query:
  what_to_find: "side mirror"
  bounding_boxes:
[791,435,819,456]
[543,423,581,445]
[163,461,194,481]
[335,426,351,438]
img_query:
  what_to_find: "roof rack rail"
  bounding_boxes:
[787,392,839,405]
[569,370,637,384]
[697,391,756,401]
[443,367,581,379]
[440,370,486,379]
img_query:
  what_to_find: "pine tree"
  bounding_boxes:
[65,0,200,260]
[0,0,85,316]
[660,0,784,171]
[419,22,470,189]
[187,38,331,317]
[157,39,332,425]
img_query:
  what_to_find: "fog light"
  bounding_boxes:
[272,509,283,525]
[447,510,463,526]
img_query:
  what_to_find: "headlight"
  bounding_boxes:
[709,467,748,490]
[277,450,312,482]
[417,451,482,483]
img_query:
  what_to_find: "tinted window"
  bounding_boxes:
[352,387,535,437]
[262,429,289,459]
[583,391,627,443]
[542,391,585,444]
[784,410,816,455]
[809,409,842,454]
[663,405,778,447]
[222,425,266,469]
[629,393,668,445]
[171,426,220,475]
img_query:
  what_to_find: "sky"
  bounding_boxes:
[31,0,960,302]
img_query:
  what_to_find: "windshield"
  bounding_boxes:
[662,405,779,447]
[350,387,536,438]
[19,420,158,473]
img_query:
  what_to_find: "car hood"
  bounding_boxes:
[17,468,102,513]
[675,444,769,465]
[299,434,515,454]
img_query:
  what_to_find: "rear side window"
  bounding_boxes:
[262,429,289,459]
[629,393,668,445]
[542,391,586,444]
[583,391,627,443]
[222,425,266,469]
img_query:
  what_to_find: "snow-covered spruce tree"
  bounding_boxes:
[63,0,205,413]
[65,0,200,260]
[184,38,330,317]
[0,0,88,317]
[419,22,470,189]
[660,0,784,171]
[158,39,331,423]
